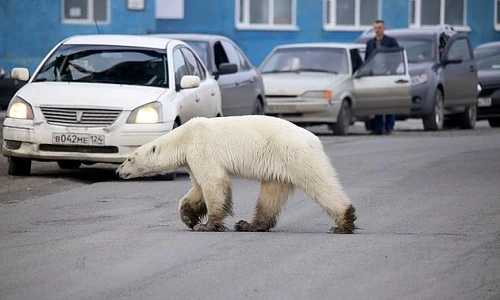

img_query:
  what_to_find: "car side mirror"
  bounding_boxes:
[218,63,238,75]
[354,68,373,78]
[176,75,200,91]
[11,67,30,81]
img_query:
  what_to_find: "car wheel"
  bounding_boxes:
[488,117,500,127]
[422,89,444,131]
[458,105,477,130]
[364,119,373,131]
[57,161,82,169]
[332,100,351,136]
[252,99,264,115]
[7,157,31,176]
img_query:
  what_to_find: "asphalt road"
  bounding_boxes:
[0,110,499,300]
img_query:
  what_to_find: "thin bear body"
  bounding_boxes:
[116,115,357,233]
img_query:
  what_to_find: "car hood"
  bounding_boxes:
[408,62,435,75]
[16,82,169,110]
[478,69,500,86]
[261,72,347,96]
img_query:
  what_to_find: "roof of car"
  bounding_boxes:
[475,41,500,49]
[148,33,230,43]
[274,42,366,50]
[357,27,457,41]
[62,34,174,49]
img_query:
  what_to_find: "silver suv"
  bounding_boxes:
[357,26,479,130]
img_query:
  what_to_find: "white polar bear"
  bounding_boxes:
[116,115,357,234]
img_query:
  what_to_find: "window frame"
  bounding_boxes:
[235,0,298,31]
[62,0,110,25]
[409,0,470,31]
[323,0,381,31]
[495,0,500,30]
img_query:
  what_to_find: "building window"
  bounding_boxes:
[236,0,297,30]
[410,0,467,29]
[62,0,109,24]
[324,0,380,30]
[495,0,500,30]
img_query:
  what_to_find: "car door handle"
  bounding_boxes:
[195,95,200,103]
[395,79,409,84]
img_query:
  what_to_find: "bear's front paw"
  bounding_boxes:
[193,223,227,232]
[329,226,355,234]
[234,220,253,232]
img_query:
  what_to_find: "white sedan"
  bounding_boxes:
[2,34,222,179]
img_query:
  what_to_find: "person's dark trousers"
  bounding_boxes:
[385,114,395,133]
[373,115,385,134]
[373,114,395,134]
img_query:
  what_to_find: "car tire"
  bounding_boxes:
[364,119,373,131]
[458,105,477,130]
[7,157,31,176]
[252,99,264,115]
[332,100,351,136]
[488,117,500,127]
[57,161,82,169]
[422,89,444,131]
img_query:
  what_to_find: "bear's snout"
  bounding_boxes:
[115,166,130,179]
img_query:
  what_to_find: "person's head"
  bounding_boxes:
[373,19,385,39]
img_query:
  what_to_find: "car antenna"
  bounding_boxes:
[94,18,101,34]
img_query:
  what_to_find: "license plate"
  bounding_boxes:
[52,133,105,145]
[478,97,492,107]
[268,105,297,114]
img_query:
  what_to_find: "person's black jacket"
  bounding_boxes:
[364,35,399,60]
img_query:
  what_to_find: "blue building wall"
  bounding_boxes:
[1,0,499,73]
[0,0,156,73]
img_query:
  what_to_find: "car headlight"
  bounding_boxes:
[411,74,428,86]
[301,90,333,100]
[127,102,162,124]
[7,96,34,120]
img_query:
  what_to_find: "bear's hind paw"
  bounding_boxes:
[193,223,227,232]
[234,220,253,232]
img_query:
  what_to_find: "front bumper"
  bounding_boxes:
[2,117,174,164]
[265,98,342,125]
[408,83,434,116]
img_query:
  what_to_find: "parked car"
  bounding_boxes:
[149,33,266,116]
[2,34,222,179]
[259,42,412,135]
[0,67,26,109]
[356,26,479,131]
[474,41,500,127]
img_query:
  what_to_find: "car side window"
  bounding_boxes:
[221,41,242,71]
[214,41,230,71]
[236,48,252,71]
[180,47,206,81]
[173,48,189,85]
[357,48,405,76]
[447,38,472,61]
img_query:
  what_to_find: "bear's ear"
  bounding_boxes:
[151,145,157,155]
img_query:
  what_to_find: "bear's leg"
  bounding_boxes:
[193,179,232,232]
[235,181,294,232]
[300,178,357,234]
[179,184,207,229]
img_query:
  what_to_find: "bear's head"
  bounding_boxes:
[116,132,185,179]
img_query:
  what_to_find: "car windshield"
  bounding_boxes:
[182,40,209,67]
[396,38,436,63]
[33,44,168,87]
[474,47,500,70]
[260,47,348,74]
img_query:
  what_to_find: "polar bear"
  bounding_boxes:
[116,115,357,234]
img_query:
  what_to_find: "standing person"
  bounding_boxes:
[365,19,400,135]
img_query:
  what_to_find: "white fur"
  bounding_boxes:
[117,115,354,230]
